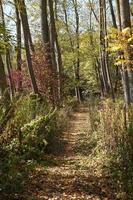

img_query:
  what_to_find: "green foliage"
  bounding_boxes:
[0,23,12,53]
[0,94,70,197]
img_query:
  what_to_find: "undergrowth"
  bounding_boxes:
[88,98,133,199]
[0,93,75,199]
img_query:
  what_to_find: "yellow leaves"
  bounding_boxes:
[116,192,127,200]
[122,27,131,37]
[128,37,133,43]
[107,27,133,66]
[114,58,124,66]
[109,44,122,52]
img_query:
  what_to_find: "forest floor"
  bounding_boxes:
[21,104,117,200]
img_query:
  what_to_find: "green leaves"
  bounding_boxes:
[0,23,12,53]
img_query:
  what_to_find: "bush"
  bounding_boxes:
[0,93,70,197]
[88,98,133,199]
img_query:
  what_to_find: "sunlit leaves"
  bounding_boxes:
[107,27,133,66]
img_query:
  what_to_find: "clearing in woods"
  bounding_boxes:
[24,104,117,200]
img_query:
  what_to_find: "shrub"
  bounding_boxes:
[88,98,133,199]
[0,93,70,197]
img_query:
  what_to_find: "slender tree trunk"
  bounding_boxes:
[96,59,104,96]
[99,0,115,100]
[15,0,22,90]
[48,0,60,103]
[49,0,63,101]
[72,0,81,102]
[0,1,8,97]
[103,0,115,100]
[6,52,14,98]
[19,0,39,94]
[62,0,78,99]
[18,0,35,52]
[119,0,133,108]
[99,0,109,94]
[40,0,57,104]
[116,0,122,30]
[88,0,99,23]
[108,0,117,28]
[40,0,54,70]
[0,54,8,96]
[0,0,14,99]
[114,0,122,93]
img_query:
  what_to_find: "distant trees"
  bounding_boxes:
[72,0,82,102]
[0,0,133,108]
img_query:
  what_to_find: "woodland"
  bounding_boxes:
[1,0,133,199]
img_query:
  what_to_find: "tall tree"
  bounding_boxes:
[72,0,82,102]
[62,0,79,99]
[0,54,8,96]
[99,0,115,99]
[119,0,133,108]
[40,0,51,61]
[0,0,14,99]
[18,0,39,94]
[40,0,57,104]
[19,0,35,52]
[48,0,63,100]
[116,0,122,30]
[14,0,22,90]
[108,0,117,28]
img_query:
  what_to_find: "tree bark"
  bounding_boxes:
[49,0,63,101]
[40,0,53,68]
[119,0,133,108]
[0,0,14,99]
[116,0,122,30]
[19,0,39,94]
[15,0,22,90]
[99,0,115,100]
[108,0,117,28]
[72,0,81,102]
[62,1,78,98]
[19,0,35,52]
[0,54,8,96]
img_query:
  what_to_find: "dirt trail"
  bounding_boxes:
[25,105,116,200]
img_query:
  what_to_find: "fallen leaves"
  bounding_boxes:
[16,106,118,200]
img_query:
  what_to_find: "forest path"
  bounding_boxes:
[25,104,116,200]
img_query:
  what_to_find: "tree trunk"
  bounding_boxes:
[49,0,63,101]
[40,0,54,70]
[15,0,22,90]
[19,0,39,94]
[99,0,115,100]
[0,54,8,96]
[0,0,14,99]
[108,0,117,28]
[119,0,133,108]
[116,0,122,30]
[99,0,109,94]
[40,0,57,104]
[18,0,35,52]
[72,0,81,102]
